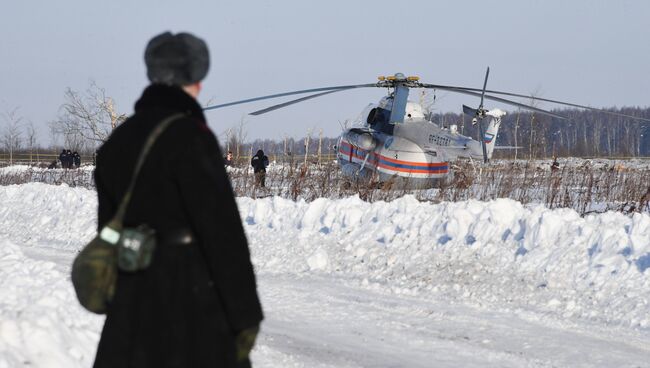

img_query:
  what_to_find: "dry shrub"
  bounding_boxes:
[3,159,649,215]
[0,167,94,188]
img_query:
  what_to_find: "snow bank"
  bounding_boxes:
[242,196,650,328]
[0,183,101,367]
[0,240,103,367]
[0,183,97,251]
[1,183,649,366]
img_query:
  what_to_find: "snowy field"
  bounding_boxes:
[1,183,649,367]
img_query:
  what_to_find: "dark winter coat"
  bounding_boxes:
[73,152,81,167]
[59,150,68,168]
[250,150,268,173]
[93,84,263,368]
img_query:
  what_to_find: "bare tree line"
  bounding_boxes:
[432,107,650,158]
[1,107,42,165]
[3,79,649,167]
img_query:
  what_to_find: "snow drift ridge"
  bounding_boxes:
[1,183,649,332]
[240,195,650,328]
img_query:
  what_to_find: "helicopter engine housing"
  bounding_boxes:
[344,130,377,151]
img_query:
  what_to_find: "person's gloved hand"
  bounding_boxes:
[235,326,259,362]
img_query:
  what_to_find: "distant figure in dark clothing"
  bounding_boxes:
[72,151,81,168]
[59,149,68,169]
[551,157,560,171]
[66,150,73,169]
[224,150,233,167]
[250,150,269,187]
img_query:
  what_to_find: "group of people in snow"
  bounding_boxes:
[58,149,81,169]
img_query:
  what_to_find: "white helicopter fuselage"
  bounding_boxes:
[336,100,505,188]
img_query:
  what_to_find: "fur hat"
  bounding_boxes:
[144,32,209,85]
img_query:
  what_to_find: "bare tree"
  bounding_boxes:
[234,117,248,160]
[1,107,24,164]
[303,128,312,167]
[514,109,521,161]
[25,122,38,164]
[224,128,233,152]
[50,81,126,147]
[317,129,323,165]
[527,88,542,160]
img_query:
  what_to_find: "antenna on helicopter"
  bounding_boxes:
[462,67,491,163]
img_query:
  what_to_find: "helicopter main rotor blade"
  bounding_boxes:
[422,85,569,120]
[250,88,356,116]
[422,83,650,122]
[203,84,376,111]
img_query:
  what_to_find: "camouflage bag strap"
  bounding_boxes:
[107,113,185,230]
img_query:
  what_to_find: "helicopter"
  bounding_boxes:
[204,68,650,188]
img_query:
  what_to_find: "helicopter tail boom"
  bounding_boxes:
[482,109,505,159]
[464,109,505,161]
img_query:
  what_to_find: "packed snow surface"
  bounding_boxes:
[1,183,649,367]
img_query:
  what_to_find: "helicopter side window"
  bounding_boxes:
[429,135,450,146]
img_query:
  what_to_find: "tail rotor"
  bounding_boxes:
[462,67,491,163]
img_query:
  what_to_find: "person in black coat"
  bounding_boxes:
[92,32,263,368]
[250,150,269,187]
[59,149,70,169]
[72,151,81,168]
[66,149,73,168]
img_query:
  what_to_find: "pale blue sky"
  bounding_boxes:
[1,0,649,143]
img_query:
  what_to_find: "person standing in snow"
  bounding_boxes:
[72,151,81,168]
[58,149,67,169]
[66,150,73,168]
[250,149,269,187]
[551,157,560,172]
[92,32,263,368]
